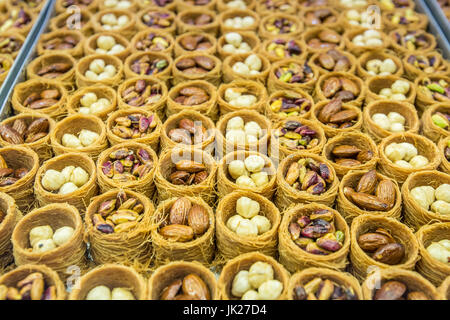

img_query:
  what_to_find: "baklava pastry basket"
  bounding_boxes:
[151,196,215,266]
[311,101,363,138]
[106,108,162,153]
[365,75,416,105]
[218,9,259,34]
[402,170,450,230]
[356,50,404,80]
[217,80,267,115]
[173,31,217,57]
[83,32,131,61]
[362,100,419,143]
[322,132,379,179]
[275,152,339,212]
[217,252,289,300]
[414,75,450,115]
[50,114,108,161]
[166,80,218,121]
[0,146,39,213]
[361,268,441,300]
[421,103,450,143]
[171,53,222,87]
[148,261,219,300]
[264,89,314,123]
[215,110,272,157]
[26,52,76,85]
[117,76,168,120]
[91,9,136,39]
[154,147,217,206]
[215,190,281,260]
[278,203,350,273]
[344,29,390,57]
[268,58,319,95]
[130,29,174,56]
[37,30,85,59]
[124,51,173,84]
[258,13,303,41]
[286,267,363,300]
[11,203,88,279]
[66,85,117,121]
[378,133,440,184]
[0,112,56,162]
[0,192,22,270]
[415,223,450,287]
[160,109,215,154]
[97,142,158,198]
[0,264,66,300]
[176,9,219,36]
[11,78,68,120]
[336,169,402,223]
[34,153,98,213]
[217,31,260,60]
[75,54,124,88]
[68,264,147,300]
[314,71,366,108]
[350,214,420,281]
[217,150,277,200]
[270,117,326,160]
[222,53,270,85]
[84,189,156,272]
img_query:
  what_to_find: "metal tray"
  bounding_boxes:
[425,0,450,42]
[0,0,56,121]
[415,0,450,58]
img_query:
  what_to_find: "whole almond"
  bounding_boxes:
[318,53,335,70]
[179,118,195,134]
[182,274,210,300]
[374,281,406,300]
[12,119,27,137]
[318,99,342,123]
[349,192,389,211]
[322,77,342,98]
[25,118,49,137]
[318,30,340,43]
[160,279,182,300]
[356,169,377,194]
[335,158,361,167]
[332,145,361,158]
[334,57,350,71]
[356,150,374,163]
[168,128,192,145]
[0,125,24,144]
[358,232,394,252]
[159,224,194,242]
[175,160,206,173]
[40,89,60,99]
[376,179,396,209]
[340,78,360,96]
[179,87,207,97]
[25,132,48,143]
[329,109,358,124]
[187,204,209,236]
[169,197,191,225]
[194,171,208,184]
